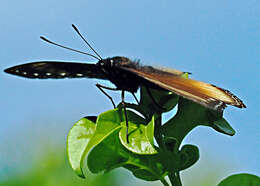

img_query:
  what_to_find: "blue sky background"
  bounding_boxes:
[1,0,259,185]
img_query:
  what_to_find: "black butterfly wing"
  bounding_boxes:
[4,61,107,79]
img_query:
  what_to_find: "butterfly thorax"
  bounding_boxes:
[96,56,141,93]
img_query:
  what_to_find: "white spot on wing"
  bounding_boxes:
[33,73,39,76]
[76,73,83,77]
[46,73,52,76]
[23,72,27,75]
[15,70,19,73]
[60,72,66,76]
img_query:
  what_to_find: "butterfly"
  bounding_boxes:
[4,25,246,142]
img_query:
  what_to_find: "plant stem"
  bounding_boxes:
[160,178,170,186]
[168,172,182,186]
[154,114,164,147]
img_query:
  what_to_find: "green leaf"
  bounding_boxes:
[80,109,124,177]
[87,128,167,181]
[119,116,157,155]
[80,109,157,176]
[162,136,178,152]
[157,139,199,172]
[212,117,235,136]
[161,98,230,146]
[181,72,189,78]
[87,128,127,173]
[132,169,161,181]
[67,116,97,178]
[139,85,179,118]
[178,144,199,170]
[218,173,260,186]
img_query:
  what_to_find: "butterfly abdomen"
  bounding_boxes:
[4,61,107,80]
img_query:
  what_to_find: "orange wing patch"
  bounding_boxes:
[122,67,246,112]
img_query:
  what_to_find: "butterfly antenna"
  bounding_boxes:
[40,36,100,60]
[72,24,103,60]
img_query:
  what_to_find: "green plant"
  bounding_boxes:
[67,82,259,186]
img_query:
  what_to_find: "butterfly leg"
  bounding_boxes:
[96,83,118,108]
[131,92,140,105]
[121,90,129,143]
[96,83,129,143]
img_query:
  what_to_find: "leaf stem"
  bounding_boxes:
[168,172,182,186]
[160,178,170,186]
[154,114,164,148]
